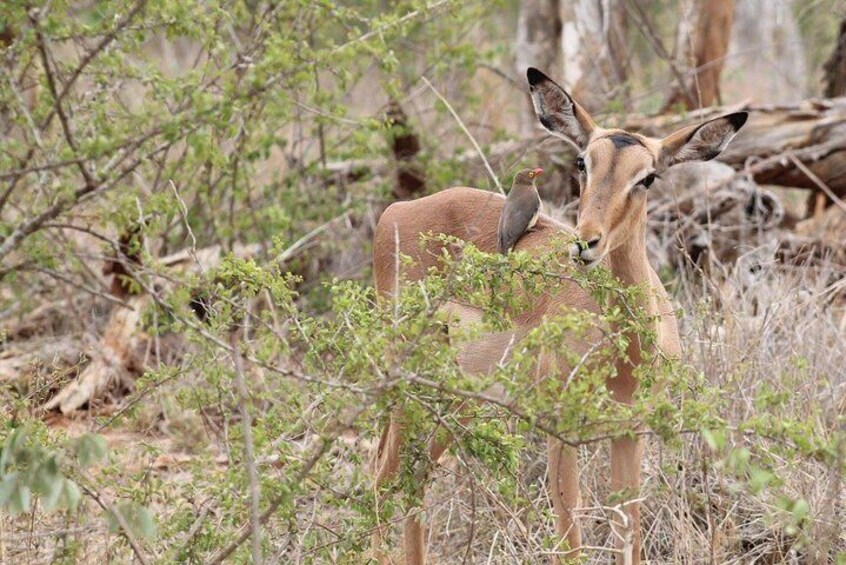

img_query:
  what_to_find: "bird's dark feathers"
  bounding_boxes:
[498,170,541,253]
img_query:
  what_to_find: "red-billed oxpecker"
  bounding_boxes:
[497,167,544,254]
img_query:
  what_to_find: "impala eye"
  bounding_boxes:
[575,157,585,173]
[639,173,657,189]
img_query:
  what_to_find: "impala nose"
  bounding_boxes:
[569,233,604,266]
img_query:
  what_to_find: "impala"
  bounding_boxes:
[370,67,747,564]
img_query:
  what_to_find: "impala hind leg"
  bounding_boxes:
[372,410,458,565]
[372,411,404,564]
[400,430,456,565]
[547,437,582,559]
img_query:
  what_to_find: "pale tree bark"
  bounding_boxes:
[514,0,629,123]
[824,18,846,98]
[722,0,808,104]
[515,0,562,134]
[663,0,734,111]
[515,0,562,78]
[561,0,630,113]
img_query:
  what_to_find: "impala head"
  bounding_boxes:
[527,67,748,267]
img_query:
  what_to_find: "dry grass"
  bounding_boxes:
[371,252,845,563]
[2,184,844,564]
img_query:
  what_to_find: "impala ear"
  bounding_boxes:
[659,112,748,169]
[527,67,595,148]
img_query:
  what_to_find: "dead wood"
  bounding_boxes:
[386,99,426,200]
[42,295,146,413]
[626,97,846,204]
[42,241,262,414]
[0,338,81,384]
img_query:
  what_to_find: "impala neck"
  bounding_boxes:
[605,216,652,288]
[605,214,655,385]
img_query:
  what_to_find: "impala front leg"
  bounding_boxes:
[609,373,642,564]
[610,435,643,564]
[547,437,582,558]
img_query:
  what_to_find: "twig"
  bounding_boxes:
[401,372,580,448]
[229,330,263,565]
[78,474,151,565]
[180,503,212,552]
[170,180,202,271]
[785,151,846,213]
[421,76,504,194]
[29,8,96,190]
[623,0,692,105]
[29,267,133,309]
[0,135,175,262]
[0,0,148,215]
[329,0,452,57]
[205,401,373,565]
[274,213,347,265]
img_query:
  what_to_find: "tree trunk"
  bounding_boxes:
[562,0,630,113]
[514,0,629,120]
[385,100,426,200]
[515,0,562,134]
[824,18,846,98]
[722,0,808,104]
[663,0,734,111]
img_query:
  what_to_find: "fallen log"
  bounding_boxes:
[43,240,263,414]
[625,97,846,204]
[301,97,846,210]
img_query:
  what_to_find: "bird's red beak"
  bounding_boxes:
[533,168,544,176]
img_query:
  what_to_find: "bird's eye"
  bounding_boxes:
[528,172,534,179]
[575,157,585,173]
[639,173,657,189]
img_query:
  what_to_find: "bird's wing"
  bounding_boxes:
[498,198,538,254]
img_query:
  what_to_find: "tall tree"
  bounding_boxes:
[722,0,808,104]
[515,0,562,133]
[824,17,846,97]
[515,0,562,78]
[663,0,734,110]
[515,0,629,119]
[561,0,630,112]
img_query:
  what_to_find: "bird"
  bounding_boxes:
[498,167,543,254]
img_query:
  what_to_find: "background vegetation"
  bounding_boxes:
[0,0,844,562]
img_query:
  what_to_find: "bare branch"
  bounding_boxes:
[421,76,504,194]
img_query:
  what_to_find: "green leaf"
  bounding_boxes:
[701,428,725,451]
[74,434,108,468]
[40,475,64,511]
[32,456,59,493]
[0,428,27,471]
[33,456,63,510]
[748,467,774,494]
[8,483,30,515]
[792,498,810,522]
[61,479,81,511]
[108,502,157,541]
[0,473,19,507]
[136,506,157,540]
